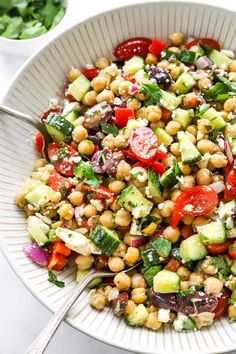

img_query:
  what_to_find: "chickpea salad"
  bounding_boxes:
[16,33,236,332]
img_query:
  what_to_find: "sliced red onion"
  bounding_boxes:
[196,56,212,69]
[217,134,234,165]
[128,84,138,95]
[130,236,148,247]
[23,243,49,267]
[209,181,225,194]
[75,205,84,224]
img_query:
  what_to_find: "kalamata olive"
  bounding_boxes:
[94,255,109,270]
[176,291,218,315]
[113,60,124,69]
[147,65,172,88]
[91,148,123,176]
[111,292,129,316]
[150,290,177,310]
[84,102,113,129]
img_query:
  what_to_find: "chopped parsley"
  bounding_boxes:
[58,147,68,159]
[139,83,162,106]
[74,160,100,187]
[100,121,119,136]
[48,271,65,288]
[211,256,231,277]
[59,185,67,197]
[179,286,196,297]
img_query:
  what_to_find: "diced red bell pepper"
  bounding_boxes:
[149,38,168,56]
[164,258,181,272]
[47,253,67,271]
[224,166,236,200]
[82,185,114,205]
[83,68,100,80]
[228,240,236,259]
[148,160,166,175]
[115,108,134,128]
[50,241,71,257]
[206,240,231,256]
[34,133,43,153]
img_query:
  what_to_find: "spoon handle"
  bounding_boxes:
[25,271,96,354]
[0,104,39,127]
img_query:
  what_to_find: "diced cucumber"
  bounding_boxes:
[179,50,197,64]
[172,108,191,128]
[141,266,161,287]
[123,55,144,76]
[225,124,236,156]
[44,113,74,142]
[150,237,172,257]
[148,168,163,198]
[153,270,180,293]
[64,110,78,123]
[125,304,148,327]
[218,200,236,219]
[180,234,207,262]
[117,185,153,218]
[201,107,227,130]
[76,269,102,288]
[208,49,232,69]
[124,118,148,138]
[173,73,196,94]
[178,131,201,165]
[231,260,236,276]
[190,45,204,57]
[227,227,236,238]
[25,183,54,209]
[15,178,43,206]
[141,248,160,267]
[154,127,173,146]
[89,225,120,256]
[27,216,49,246]
[197,220,226,244]
[183,317,196,331]
[160,159,182,188]
[67,74,91,101]
[134,69,149,84]
[160,90,182,111]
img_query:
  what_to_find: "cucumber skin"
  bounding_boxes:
[148,169,163,198]
[178,131,202,165]
[117,185,153,217]
[123,55,144,76]
[154,127,173,146]
[160,160,182,188]
[45,113,73,142]
[141,248,161,267]
[89,225,120,256]
[198,221,226,244]
[180,234,207,262]
[208,49,232,69]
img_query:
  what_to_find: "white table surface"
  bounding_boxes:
[1,0,236,353]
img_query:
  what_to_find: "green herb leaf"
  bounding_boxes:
[211,256,231,276]
[139,83,162,106]
[179,286,196,296]
[58,147,68,159]
[48,271,65,288]
[150,237,172,257]
[218,76,236,93]
[100,121,119,136]
[74,160,100,188]
[197,103,210,117]
[179,50,197,64]
[138,215,159,231]
[201,82,229,101]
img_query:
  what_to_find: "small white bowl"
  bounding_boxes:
[0,0,70,56]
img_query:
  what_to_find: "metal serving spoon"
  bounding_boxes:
[25,262,141,354]
[0,104,51,161]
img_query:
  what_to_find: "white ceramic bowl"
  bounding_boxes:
[0,0,70,56]
[1,2,236,353]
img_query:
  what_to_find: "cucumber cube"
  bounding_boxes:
[197,221,226,244]
[154,127,173,146]
[201,107,227,130]
[68,74,91,101]
[173,73,196,94]
[160,90,182,111]
[89,225,120,256]
[153,270,180,293]
[178,131,202,164]
[180,234,207,262]
[172,108,191,128]
[123,55,144,76]
[208,49,232,69]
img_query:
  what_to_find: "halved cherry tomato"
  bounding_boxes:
[186,38,220,51]
[213,291,229,319]
[164,258,181,272]
[41,108,62,121]
[228,240,236,259]
[124,74,136,83]
[48,171,73,192]
[82,185,114,205]
[206,240,231,256]
[49,241,71,257]
[47,253,67,271]
[83,68,100,80]
[170,186,218,228]
[34,133,43,153]
[47,142,79,177]
[115,108,134,128]
[154,151,168,160]
[224,167,236,200]
[148,160,165,175]
[114,37,152,61]
[183,92,198,108]
[149,38,168,56]
[122,149,136,160]
[129,127,158,162]
[161,108,172,123]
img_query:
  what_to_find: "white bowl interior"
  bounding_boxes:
[1,2,236,353]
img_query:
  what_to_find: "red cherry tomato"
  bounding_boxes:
[41,109,62,121]
[206,240,231,256]
[129,127,158,162]
[83,68,100,80]
[154,150,168,160]
[122,149,136,160]
[224,167,236,200]
[228,240,236,259]
[170,186,218,228]
[148,160,165,175]
[213,291,229,319]
[82,185,114,205]
[114,37,152,61]
[115,108,134,128]
[186,38,220,50]
[47,142,79,177]
[164,258,181,272]
[34,133,43,153]
[48,171,73,192]
[149,38,168,56]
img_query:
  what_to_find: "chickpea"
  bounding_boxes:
[163,226,180,243]
[95,57,110,69]
[135,91,149,101]
[96,89,114,103]
[181,215,194,225]
[224,97,236,112]
[150,208,163,224]
[210,153,227,168]
[180,281,190,291]
[78,140,95,155]
[201,258,217,275]
[186,125,198,136]
[99,210,115,229]
[169,32,184,46]
[193,216,210,230]
[147,106,162,122]
[185,131,196,144]
[196,168,213,185]
[51,192,62,204]
[110,78,124,94]
[123,233,131,246]
[126,98,141,111]
[113,134,127,148]
[33,158,46,170]
[145,312,162,331]
[204,277,223,295]
[115,208,132,226]
[89,292,106,310]
[179,175,195,191]
[229,59,236,72]
[177,266,191,281]
[165,121,181,135]
[189,272,204,286]
[170,66,182,80]
[97,285,112,298]
[131,273,147,289]
[145,53,158,65]
[108,180,126,194]
[114,272,131,291]
[108,256,125,272]
[75,255,94,270]
[116,160,131,180]
[157,60,169,69]
[91,76,107,92]
[118,80,132,95]
[72,125,88,143]
[58,203,74,220]
[68,191,83,206]
[110,199,121,212]
[125,247,140,266]
[15,189,26,206]
[198,77,211,90]
[102,135,115,150]
[198,118,214,134]
[82,90,97,106]
[178,162,191,175]
[171,189,182,202]
[72,116,85,127]
[67,67,81,82]
[228,72,236,81]
[124,300,137,315]
[228,305,236,319]
[84,204,97,218]
[170,142,181,156]
[160,200,175,218]
[131,287,147,304]
[113,241,127,257]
